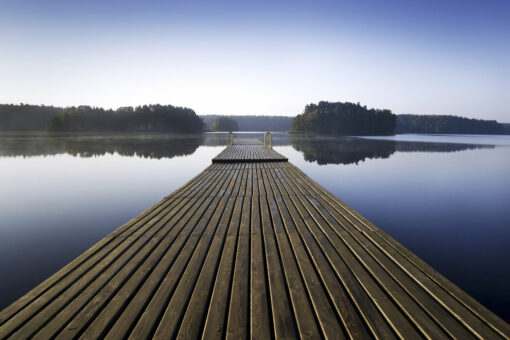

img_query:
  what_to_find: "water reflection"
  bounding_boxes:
[0,132,270,158]
[0,132,204,159]
[1,132,508,321]
[290,136,494,165]
[0,132,497,165]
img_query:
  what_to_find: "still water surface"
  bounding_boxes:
[1,132,509,322]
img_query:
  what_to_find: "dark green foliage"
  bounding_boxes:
[396,114,506,134]
[46,105,204,133]
[210,116,239,131]
[292,101,396,135]
[202,115,292,131]
[3,102,507,135]
[0,104,63,131]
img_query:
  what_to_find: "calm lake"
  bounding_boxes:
[1,132,509,322]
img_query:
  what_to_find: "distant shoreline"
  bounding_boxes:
[1,103,508,135]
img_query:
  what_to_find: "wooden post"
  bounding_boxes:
[226,131,234,146]
[264,132,272,148]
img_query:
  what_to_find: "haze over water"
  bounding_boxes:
[0,132,509,322]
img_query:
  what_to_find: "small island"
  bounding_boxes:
[292,101,396,135]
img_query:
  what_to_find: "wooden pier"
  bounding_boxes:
[1,144,509,339]
[213,145,287,163]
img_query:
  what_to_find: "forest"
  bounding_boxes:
[201,115,292,131]
[210,116,239,131]
[0,104,63,131]
[396,114,506,134]
[1,104,508,135]
[46,105,204,133]
[292,101,396,135]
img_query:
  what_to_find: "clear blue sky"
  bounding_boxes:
[1,0,509,121]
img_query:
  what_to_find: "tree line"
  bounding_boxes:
[46,105,204,133]
[0,104,63,131]
[209,116,239,131]
[1,103,508,135]
[292,101,396,135]
[291,101,509,135]
[201,115,292,131]
[396,114,506,135]
[0,104,204,133]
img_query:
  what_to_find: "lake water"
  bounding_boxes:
[1,132,509,322]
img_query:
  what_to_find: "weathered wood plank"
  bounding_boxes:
[1,145,508,340]
[174,196,236,339]
[76,167,233,339]
[202,196,244,339]
[283,163,510,339]
[213,145,287,163]
[225,195,251,339]
[274,168,398,339]
[259,194,297,339]
[249,195,272,340]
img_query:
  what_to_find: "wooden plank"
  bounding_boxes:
[282,163,508,339]
[273,167,399,338]
[152,194,235,338]
[0,195,169,325]
[263,165,322,337]
[305,196,449,338]
[0,167,214,329]
[2,145,509,340]
[70,167,232,339]
[259,194,297,339]
[56,178,232,338]
[34,169,236,339]
[201,196,244,339]
[249,195,272,339]
[174,196,237,339]
[123,194,222,339]
[272,194,346,339]
[309,193,474,339]
[106,168,238,339]
[268,167,371,339]
[283,167,424,338]
[212,145,287,163]
[1,191,201,338]
[225,194,251,338]
[279,191,373,339]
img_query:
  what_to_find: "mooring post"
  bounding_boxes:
[264,132,273,148]
[226,131,234,146]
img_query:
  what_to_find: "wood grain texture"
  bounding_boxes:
[213,145,288,163]
[1,146,508,339]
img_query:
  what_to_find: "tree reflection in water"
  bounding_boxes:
[0,132,495,165]
[290,135,493,165]
[0,132,204,159]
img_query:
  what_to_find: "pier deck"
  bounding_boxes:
[213,144,287,163]
[1,145,508,339]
